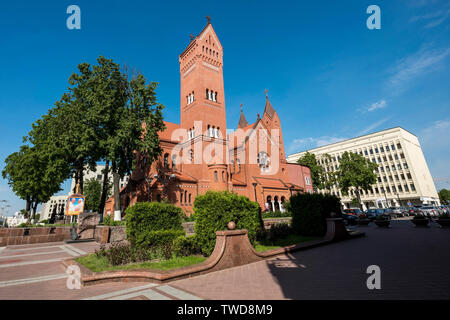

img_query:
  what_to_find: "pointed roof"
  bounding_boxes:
[263,96,276,119]
[238,104,248,128]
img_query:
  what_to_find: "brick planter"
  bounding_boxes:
[62,218,364,286]
[0,227,72,247]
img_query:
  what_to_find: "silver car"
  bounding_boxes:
[420,206,439,217]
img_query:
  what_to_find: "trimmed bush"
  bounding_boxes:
[172,235,201,257]
[290,193,341,237]
[125,202,184,248]
[268,223,292,241]
[193,191,261,256]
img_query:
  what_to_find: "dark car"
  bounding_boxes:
[342,213,359,226]
[343,208,363,216]
[405,207,420,216]
[366,208,390,220]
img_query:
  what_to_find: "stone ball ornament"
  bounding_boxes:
[227,221,236,230]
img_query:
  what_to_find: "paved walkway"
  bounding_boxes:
[0,219,449,299]
[172,219,450,299]
[0,241,202,300]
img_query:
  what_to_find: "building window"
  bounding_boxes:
[189,194,191,204]
[404,162,409,169]
[410,184,416,192]
[380,146,384,152]
[397,143,402,149]
[401,174,405,180]
[407,173,412,179]
[172,155,177,169]
[164,153,169,168]
[180,192,183,204]
[184,191,187,203]
[305,176,311,186]
[386,146,390,151]
[404,184,409,192]
[237,159,241,173]
[391,144,396,150]
[214,171,218,182]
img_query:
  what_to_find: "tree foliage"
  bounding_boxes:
[297,152,336,190]
[84,177,112,214]
[336,151,378,210]
[439,189,450,204]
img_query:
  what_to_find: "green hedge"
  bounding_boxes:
[290,193,341,237]
[125,202,184,248]
[135,229,185,249]
[193,191,261,256]
[172,235,201,257]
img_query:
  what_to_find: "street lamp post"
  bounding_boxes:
[396,192,402,207]
[252,182,258,203]
[383,188,389,208]
[153,170,176,201]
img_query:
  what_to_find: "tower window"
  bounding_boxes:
[214,171,218,182]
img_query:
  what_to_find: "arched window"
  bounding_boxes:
[184,191,187,203]
[266,196,273,212]
[180,192,183,204]
[172,155,176,169]
[214,171,218,182]
[222,171,225,182]
[189,194,191,204]
[164,153,169,168]
[206,89,209,99]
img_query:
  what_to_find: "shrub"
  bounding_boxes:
[172,235,201,257]
[136,229,185,249]
[125,202,183,248]
[290,193,341,237]
[439,212,450,220]
[261,210,291,219]
[194,191,261,256]
[268,223,292,241]
[95,243,163,266]
[413,214,427,220]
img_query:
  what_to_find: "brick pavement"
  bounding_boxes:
[0,220,449,299]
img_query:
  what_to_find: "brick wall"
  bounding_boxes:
[0,227,72,247]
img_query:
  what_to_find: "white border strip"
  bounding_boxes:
[63,244,86,256]
[0,274,67,287]
[108,288,171,300]
[83,284,158,300]
[156,285,203,300]
[59,246,79,257]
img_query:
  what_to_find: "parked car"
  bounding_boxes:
[383,208,395,219]
[405,207,421,216]
[343,208,364,216]
[389,207,405,218]
[366,208,389,221]
[420,206,439,217]
[342,213,359,226]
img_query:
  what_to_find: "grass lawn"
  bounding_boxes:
[76,254,206,273]
[254,234,319,252]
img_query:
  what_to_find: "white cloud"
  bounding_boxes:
[367,99,387,112]
[387,46,450,94]
[358,117,391,136]
[410,8,450,28]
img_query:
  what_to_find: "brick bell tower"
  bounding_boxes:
[179,17,229,190]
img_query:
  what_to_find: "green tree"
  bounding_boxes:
[84,177,112,213]
[89,58,165,220]
[297,152,336,191]
[439,189,450,204]
[2,145,66,222]
[336,151,378,210]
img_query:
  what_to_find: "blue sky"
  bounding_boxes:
[1,0,449,215]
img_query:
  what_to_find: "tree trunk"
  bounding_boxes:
[79,166,84,195]
[98,161,110,217]
[112,163,121,221]
[73,171,79,193]
[31,201,38,221]
[25,195,31,219]
[355,188,363,211]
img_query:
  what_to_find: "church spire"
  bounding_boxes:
[263,89,276,118]
[238,104,248,128]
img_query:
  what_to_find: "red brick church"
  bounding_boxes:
[105,18,312,217]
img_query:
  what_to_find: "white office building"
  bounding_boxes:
[41,195,68,221]
[287,127,440,210]
[69,165,129,195]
